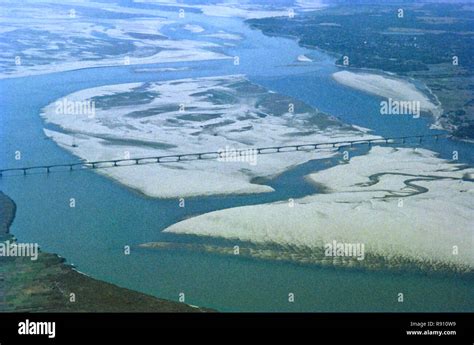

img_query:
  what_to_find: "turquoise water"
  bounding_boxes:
[0,7,473,311]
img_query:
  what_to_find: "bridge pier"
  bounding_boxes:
[0,134,444,177]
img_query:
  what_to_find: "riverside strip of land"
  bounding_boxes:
[0,191,209,312]
[247,2,474,140]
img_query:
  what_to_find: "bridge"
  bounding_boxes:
[0,134,447,177]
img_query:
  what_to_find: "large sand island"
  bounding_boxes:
[163,146,474,273]
[332,71,441,116]
[41,75,373,198]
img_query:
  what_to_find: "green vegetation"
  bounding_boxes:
[248,2,474,139]
[0,192,209,312]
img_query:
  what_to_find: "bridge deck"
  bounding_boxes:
[0,134,446,177]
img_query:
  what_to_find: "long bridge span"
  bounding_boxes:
[0,133,448,177]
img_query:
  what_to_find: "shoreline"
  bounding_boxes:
[0,191,16,235]
[331,70,442,116]
[0,191,212,312]
[0,53,231,81]
[40,74,373,199]
[248,19,469,141]
[163,146,474,274]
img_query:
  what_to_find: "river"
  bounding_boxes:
[0,7,472,311]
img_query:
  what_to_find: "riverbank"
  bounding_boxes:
[0,191,210,312]
[1,0,472,312]
[247,2,474,140]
